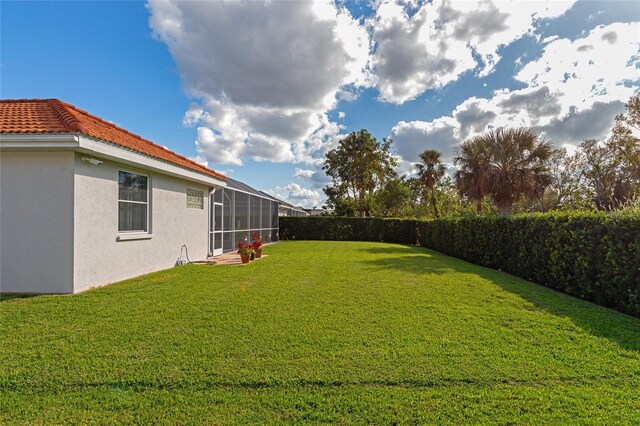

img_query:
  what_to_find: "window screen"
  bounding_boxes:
[118,171,148,232]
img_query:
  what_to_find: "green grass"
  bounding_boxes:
[1,241,639,424]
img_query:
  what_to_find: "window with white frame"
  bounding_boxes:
[118,171,149,232]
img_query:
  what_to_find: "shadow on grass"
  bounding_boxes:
[0,293,42,302]
[358,245,455,276]
[358,244,640,353]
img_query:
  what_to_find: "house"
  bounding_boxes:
[276,199,309,217]
[0,99,279,294]
[305,208,331,216]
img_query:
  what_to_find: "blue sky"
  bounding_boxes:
[2,1,639,207]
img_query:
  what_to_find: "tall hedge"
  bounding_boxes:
[279,213,640,317]
[279,216,419,245]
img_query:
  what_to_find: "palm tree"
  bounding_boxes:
[454,139,491,214]
[416,149,446,218]
[455,127,554,215]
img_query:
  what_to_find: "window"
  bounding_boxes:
[118,171,149,232]
[187,189,204,209]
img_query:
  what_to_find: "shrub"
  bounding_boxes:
[279,217,419,245]
[279,213,640,317]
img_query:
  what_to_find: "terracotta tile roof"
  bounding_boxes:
[0,99,226,181]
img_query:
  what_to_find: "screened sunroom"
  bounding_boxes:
[209,178,279,256]
[279,202,308,216]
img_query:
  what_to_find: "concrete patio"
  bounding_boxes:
[193,251,269,266]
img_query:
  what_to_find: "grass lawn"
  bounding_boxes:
[1,241,639,424]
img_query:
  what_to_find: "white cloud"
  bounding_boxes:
[391,116,458,163]
[540,101,626,143]
[390,20,639,165]
[370,0,576,104]
[293,168,315,179]
[188,154,209,168]
[308,170,333,189]
[391,87,623,165]
[151,1,636,177]
[516,22,640,110]
[193,124,249,166]
[293,166,332,189]
[268,183,322,208]
[148,0,370,165]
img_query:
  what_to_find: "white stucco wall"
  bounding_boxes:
[73,154,210,292]
[0,151,75,293]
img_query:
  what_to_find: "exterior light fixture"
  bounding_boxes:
[81,156,103,165]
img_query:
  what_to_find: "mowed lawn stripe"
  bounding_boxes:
[1,241,639,424]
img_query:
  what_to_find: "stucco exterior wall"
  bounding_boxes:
[0,151,75,293]
[73,154,210,292]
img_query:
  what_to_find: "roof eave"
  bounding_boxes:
[0,133,226,188]
[0,133,80,147]
[77,135,227,187]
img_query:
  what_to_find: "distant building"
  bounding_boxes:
[278,202,308,217]
[259,192,308,216]
[305,208,332,216]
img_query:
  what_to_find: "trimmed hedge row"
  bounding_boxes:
[279,213,640,317]
[279,216,419,245]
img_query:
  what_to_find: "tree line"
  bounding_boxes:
[322,94,640,218]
